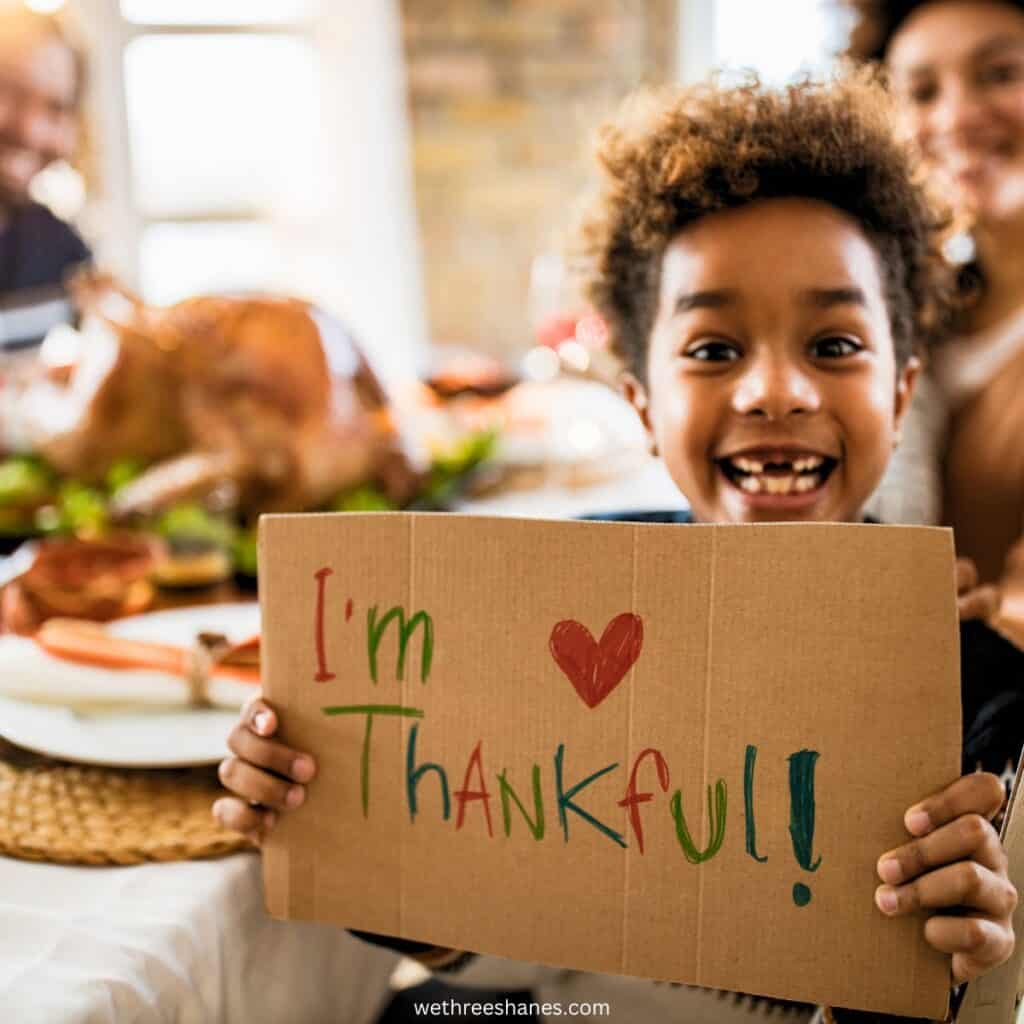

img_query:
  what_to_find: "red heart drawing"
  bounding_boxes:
[549,613,644,709]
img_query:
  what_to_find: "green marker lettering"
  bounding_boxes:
[670,779,728,864]
[322,704,424,817]
[367,605,434,684]
[498,765,545,841]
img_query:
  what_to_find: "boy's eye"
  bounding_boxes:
[684,339,741,362]
[810,336,862,359]
[978,61,1024,87]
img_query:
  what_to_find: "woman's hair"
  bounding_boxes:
[846,0,1024,62]
[576,72,954,378]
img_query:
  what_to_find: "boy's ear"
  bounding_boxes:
[621,370,654,436]
[892,355,920,444]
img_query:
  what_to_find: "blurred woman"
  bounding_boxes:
[850,0,1024,644]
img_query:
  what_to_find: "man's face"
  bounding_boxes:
[0,30,78,208]
[626,198,917,525]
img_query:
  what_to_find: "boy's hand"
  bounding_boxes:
[874,772,1016,983]
[957,558,1000,622]
[212,697,317,843]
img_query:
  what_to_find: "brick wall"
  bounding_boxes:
[401,0,677,360]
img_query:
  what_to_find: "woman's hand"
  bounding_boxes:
[875,772,1016,983]
[957,558,1001,621]
[212,697,318,843]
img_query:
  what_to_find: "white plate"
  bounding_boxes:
[0,603,261,768]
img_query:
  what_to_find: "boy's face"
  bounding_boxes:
[626,198,917,524]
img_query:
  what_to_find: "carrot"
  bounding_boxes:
[34,618,259,684]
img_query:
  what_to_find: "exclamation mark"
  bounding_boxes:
[788,749,821,906]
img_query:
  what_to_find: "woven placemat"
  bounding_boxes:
[0,760,254,865]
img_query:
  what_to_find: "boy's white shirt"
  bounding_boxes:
[867,371,946,527]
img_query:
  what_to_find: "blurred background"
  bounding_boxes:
[16,0,851,381]
[0,0,859,593]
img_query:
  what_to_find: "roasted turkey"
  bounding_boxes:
[1,273,421,515]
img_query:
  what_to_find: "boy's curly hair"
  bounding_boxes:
[845,0,1024,62]
[576,73,953,377]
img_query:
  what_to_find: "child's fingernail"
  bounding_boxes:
[291,755,315,782]
[212,799,225,820]
[253,710,272,734]
[263,810,277,831]
[878,858,902,885]
[286,785,305,808]
[875,886,899,915]
[906,809,932,836]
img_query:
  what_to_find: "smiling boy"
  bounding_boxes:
[214,74,1020,1015]
[624,199,909,524]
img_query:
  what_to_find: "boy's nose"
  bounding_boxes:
[731,358,821,419]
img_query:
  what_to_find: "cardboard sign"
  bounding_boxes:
[260,513,961,1017]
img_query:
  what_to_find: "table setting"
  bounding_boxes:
[0,558,410,1023]
[0,273,683,1021]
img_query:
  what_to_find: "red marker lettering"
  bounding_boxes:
[313,567,336,682]
[618,747,670,854]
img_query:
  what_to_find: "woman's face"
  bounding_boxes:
[888,0,1024,225]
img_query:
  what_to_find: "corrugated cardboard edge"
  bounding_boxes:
[399,515,414,948]
[957,749,1024,1024]
[259,515,290,920]
[619,524,642,976]
[695,523,719,985]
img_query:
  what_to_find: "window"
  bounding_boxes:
[119,0,315,25]
[76,0,428,382]
[712,0,848,83]
[124,33,324,220]
[678,0,849,85]
[107,2,324,304]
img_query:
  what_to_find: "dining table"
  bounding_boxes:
[0,831,403,1023]
[0,456,684,1023]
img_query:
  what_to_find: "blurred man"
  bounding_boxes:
[0,9,90,354]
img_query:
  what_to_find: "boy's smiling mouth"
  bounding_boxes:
[716,448,839,501]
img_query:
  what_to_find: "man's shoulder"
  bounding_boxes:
[3,202,91,294]
[17,202,89,252]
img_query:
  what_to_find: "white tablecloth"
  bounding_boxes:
[0,851,401,1024]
